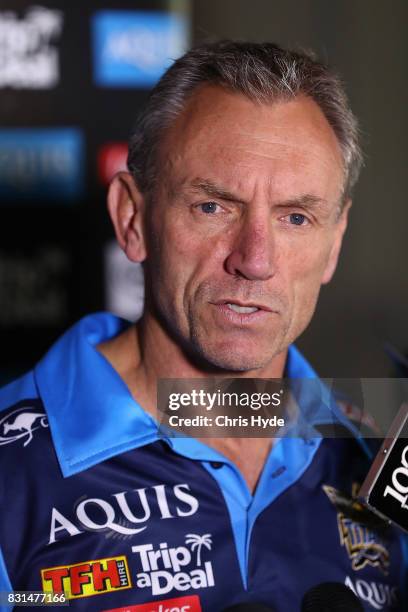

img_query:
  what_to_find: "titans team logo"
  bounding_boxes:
[323,484,390,575]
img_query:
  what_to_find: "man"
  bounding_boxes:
[0,41,406,611]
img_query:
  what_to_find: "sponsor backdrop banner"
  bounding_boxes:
[0,128,84,201]
[0,0,189,381]
[92,10,187,87]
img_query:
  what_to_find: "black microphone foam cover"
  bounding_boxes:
[301,582,364,611]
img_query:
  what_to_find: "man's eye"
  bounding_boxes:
[200,201,219,214]
[288,213,308,226]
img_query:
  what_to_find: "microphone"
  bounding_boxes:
[359,402,408,532]
[222,604,276,611]
[301,582,364,611]
[223,583,363,612]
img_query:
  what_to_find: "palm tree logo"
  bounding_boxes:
[185,533,212,566]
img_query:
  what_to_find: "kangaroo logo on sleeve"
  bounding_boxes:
[0,405,48,447]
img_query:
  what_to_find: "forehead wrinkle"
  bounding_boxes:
[232,143,342,174]
[229,124,344,170]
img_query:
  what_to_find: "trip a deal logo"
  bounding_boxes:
[41,555,132,600]
[131,534,215,597]
[91,10,188,87]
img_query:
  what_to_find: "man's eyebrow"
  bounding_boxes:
[186,179,328,210]
[188,179,245,203]
[275,194,329,209]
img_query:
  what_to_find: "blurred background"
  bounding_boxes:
[0,0,407,384]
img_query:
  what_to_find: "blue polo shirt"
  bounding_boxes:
[0,313,406,611]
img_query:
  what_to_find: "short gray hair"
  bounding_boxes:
[128,40,362,203]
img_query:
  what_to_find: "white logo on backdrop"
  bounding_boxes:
[0,6,63,88]
[104,240,144,321]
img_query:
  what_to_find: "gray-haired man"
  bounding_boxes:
[0,41,405,611]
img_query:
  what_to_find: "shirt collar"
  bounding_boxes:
[34,313,364,477]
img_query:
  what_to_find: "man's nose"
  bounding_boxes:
[224,217,277,281]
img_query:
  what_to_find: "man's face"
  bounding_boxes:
[142,85,347,371]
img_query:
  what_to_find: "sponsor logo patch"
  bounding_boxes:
[131,534,215,596]
[323,484,390,575]
[41,555,132,600]
[0,406,48,447]
[101,594,201,612]
[48,484,199,545]
[345,576,399,610]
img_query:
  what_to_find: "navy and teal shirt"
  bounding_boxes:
[0,313,407,611]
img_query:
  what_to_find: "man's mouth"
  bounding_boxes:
[226,303,259,314]
[210,300,275,327]
[213,299,273,313]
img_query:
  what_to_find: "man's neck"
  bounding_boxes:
[97,313,288,493]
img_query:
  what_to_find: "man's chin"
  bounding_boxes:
[193,343,276,374]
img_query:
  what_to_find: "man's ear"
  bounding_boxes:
[107,171,147,263]
[322,199,352,285]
